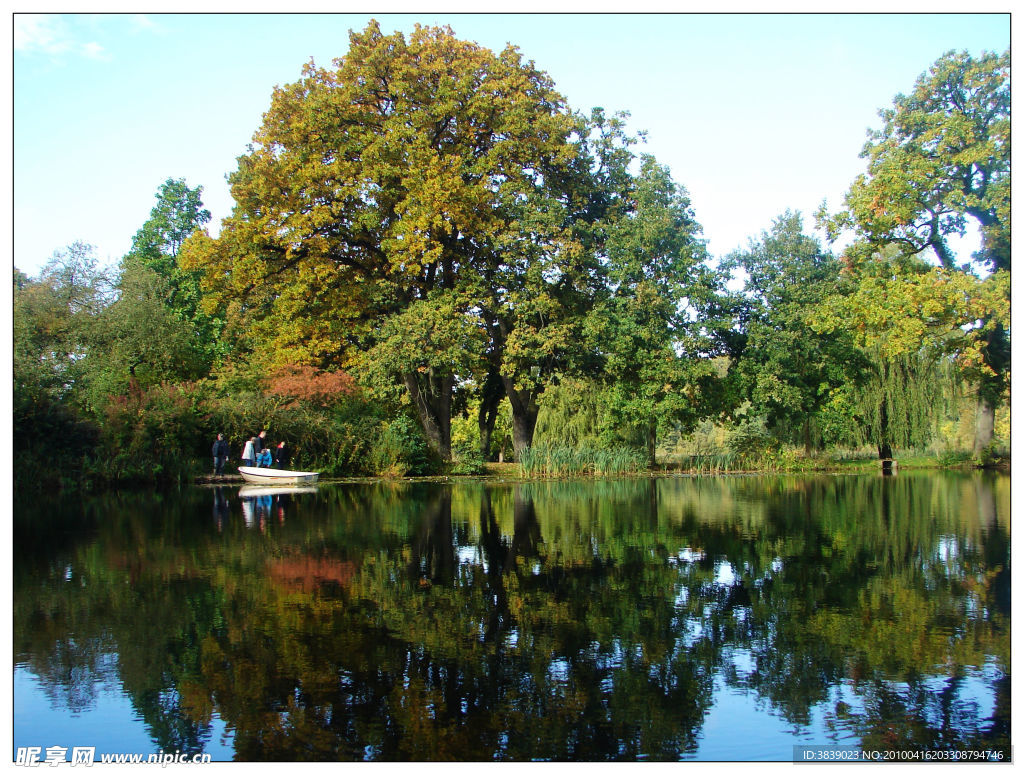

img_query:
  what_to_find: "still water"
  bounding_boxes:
[13,472,1010,761]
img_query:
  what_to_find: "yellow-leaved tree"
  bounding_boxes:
[182,20,630,461]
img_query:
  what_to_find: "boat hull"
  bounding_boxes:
[238,466,320,485]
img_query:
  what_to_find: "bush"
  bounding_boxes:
[366,415,433,477]
[450,442,486,475]
[14,396,100,493]
[725,415,773,461]
[204,392,382,475]
[938,450,973,467]
[98,381,207,485]
[974,443,1008,469]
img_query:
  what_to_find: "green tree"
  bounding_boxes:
[14,243,114,408]
[125,178,222,367]
[82,264,210,410]
[127,178,211,275]
[725,212,867,453]
[820,49,1010,455]
[586,155,717,463]
[13,245,111,490]
[359,289,488,459]
[480,108,638,459]
[811,244,1009,458]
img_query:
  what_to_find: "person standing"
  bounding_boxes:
[274,441,291,470]
[242,436,256,468]
[212,433,229,476]
[254,430,268,458]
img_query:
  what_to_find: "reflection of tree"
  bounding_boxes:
[826,671,1011,754]
[477,489,511,643]
[713,473,1009,752]
[407,490,455,585]
[13,473,1010,760]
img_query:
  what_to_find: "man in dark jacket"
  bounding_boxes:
[212,433,229,476]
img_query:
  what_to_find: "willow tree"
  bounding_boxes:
[820,49,1010,455]
[819,343,962,459]
[182,21,607,461]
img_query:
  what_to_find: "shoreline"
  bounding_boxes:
[193,456,1006,487]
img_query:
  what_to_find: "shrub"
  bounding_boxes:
[725,415,773,461]
[367,415,433,477]
[98,381,207,485]
[264,364,358,408]
[450,442,486,475]
[14,396,100,493]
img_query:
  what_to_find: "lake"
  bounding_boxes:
[13,471,1010,762]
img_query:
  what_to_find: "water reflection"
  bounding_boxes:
[237,484,318,531]
[13,473,1010,761]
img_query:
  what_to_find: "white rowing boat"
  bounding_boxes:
[238,466,320,485]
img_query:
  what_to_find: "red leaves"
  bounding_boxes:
[264,364,358,408]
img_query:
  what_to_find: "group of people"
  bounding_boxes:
[211,430,292,476]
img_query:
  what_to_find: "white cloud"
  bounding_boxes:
[80,41,110,61]
[14,15,72,56]
[14,14,115,61]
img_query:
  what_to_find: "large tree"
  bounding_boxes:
[811,245,1009,457]
[478,107,638,458]
[84,264,210,407]
[820,49,1010,455]
[585,155,717,464]
[182,21,611,461]
[124,178,223,366]
[725,212,868,453]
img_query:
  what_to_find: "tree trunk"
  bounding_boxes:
[501,375,539,461]
[646,418,657,468]
[477,368,505,461]
[877,361,892,460]
[402,369,454,461]
[510,404,538,459]
[973,322,1008,457]
[973,393,996,458]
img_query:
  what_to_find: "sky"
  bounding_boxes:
[10,11,1012,277]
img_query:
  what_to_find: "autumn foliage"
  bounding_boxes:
[265,365,359,408]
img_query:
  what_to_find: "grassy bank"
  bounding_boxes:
[478,448,1003,480]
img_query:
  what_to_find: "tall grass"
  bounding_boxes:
[518,443,647,477]
[670,452,742,474]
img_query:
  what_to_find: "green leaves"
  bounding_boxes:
[358,289,488,397]
[827,49,1009,273]
[725,212,866,447]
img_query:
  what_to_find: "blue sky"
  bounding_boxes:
[12,12,1011,276]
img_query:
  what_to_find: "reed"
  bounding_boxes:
[518,443,647,477]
